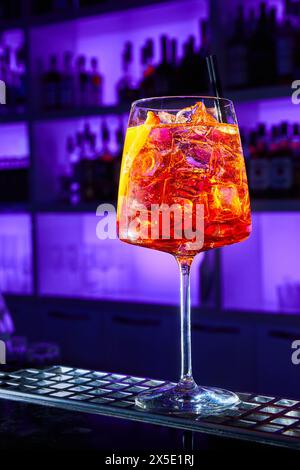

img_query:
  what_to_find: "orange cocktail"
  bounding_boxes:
[117,101,251,256]
[116,97,251,415]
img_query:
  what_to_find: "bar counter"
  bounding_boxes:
[0,398,298,455]
[0,366,300,456]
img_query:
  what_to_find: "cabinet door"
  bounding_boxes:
[192,321,255,392]
[41,307,109,371]
[107,312,178,381]
[257,326,300,399]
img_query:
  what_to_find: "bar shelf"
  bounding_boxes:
[0,112,28,124]
[33,105,128,122]
[29,0,175,28]
[227,85,292,103]
[251,200,300,213]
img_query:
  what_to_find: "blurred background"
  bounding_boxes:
[0,0,300,399]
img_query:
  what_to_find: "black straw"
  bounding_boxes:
[206,54,224,122]
[206,54,223,98]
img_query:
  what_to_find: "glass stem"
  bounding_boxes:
[177,258,196,390]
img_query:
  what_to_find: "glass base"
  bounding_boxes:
[135,381,240,415]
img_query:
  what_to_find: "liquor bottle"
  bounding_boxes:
[140,39,155,98]
[290,3,300,77]
[275,14,294,84]
[76,55,89,107]
[15,43,26,113]
[269,7,280,83]
[155,35,172,95]
[170,38,178,94]
[60,51,74,109]
[98,121,114,201]
[196,20,210,93]
[248,2,276,86]
[69,134,81,205]
[182,35,198,94]
[113,120,124,200]
[89,57,103,106]
[292,123,300,197]
[60,136,74,203]
[81,123,97,202]
[248,124,270,197]
[3,46,13,109]
[226,5,248,89]
[44,55,61,110]
[140,44,148,97]
[270,122,293,197]
[117,42,137,104]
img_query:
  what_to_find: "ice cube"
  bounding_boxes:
[150,127,173,149]
[175,102,218,125]
[173,127,212,170]
[175,106,195,123]
[190,102,218,125]
[158,111,176,124]
[212,184,242,218]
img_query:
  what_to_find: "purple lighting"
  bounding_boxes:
[0,124,28,159]
[222,213,300,313]
[37,213,203,305]
[0,214,32,294]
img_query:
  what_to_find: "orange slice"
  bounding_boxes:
[118,111,159,198]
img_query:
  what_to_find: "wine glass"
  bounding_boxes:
[117,96,251,415]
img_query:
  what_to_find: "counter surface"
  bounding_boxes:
[0,366,300,454]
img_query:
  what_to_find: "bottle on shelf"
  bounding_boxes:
[43,55,61,110]
[89,56,103,106]
[140,39,156,98]
[270,122,293,198]
[98,120,114,201]
[60,136,74,203]
[81,122,97,202]
[276,16,295,84]
[248,2,276,87]
[59,119,122,206]
[226,5,248,89]
[244,120,300,199]
[15,43,26,113]
[113,120,124,200]
[196,20,210,93]
[179,36,198,94]
[68,135,81,206]
[155,35,172,96]
[76,54,89,107]
[288,1,300,77]
[60,51,74,109]
[3,46,13,109]
[223,1,300,90]
[292,124,300,197]
[169,38,178,94]
[117,42,137,105]
[248,124,270,198]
